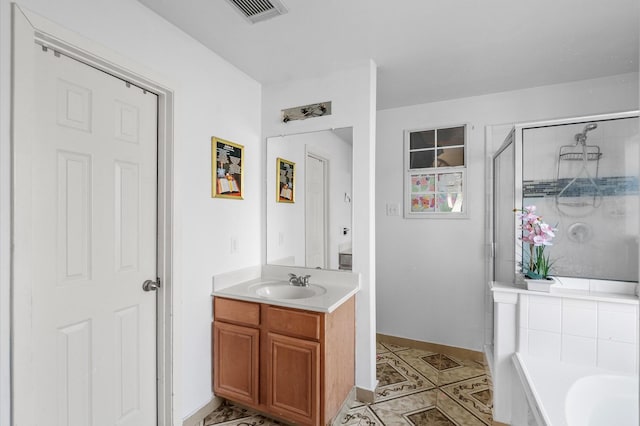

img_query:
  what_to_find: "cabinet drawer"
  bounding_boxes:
[214,297,260,327]
[267,306,321,340]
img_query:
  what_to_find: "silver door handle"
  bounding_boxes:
[142,278,161,292]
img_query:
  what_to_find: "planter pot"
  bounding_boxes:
[524,276,555,292]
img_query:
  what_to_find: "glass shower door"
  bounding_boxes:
[493,130,517,284]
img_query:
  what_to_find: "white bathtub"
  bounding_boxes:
[512,353,639,426]
[565,374,638,426]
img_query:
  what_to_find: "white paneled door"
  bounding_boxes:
[305,154,327,268]
[25,44,158,425]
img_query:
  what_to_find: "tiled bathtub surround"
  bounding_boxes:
[523,290,638,372]
[518,293,639,373]
[554,276,639,295]
[203,340,495,425]
[491,281,639,423]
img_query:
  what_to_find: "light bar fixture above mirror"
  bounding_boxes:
[282,101,332,123]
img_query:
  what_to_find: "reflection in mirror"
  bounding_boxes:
[266,128,353,270]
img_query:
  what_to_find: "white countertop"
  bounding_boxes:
[491,280,639,305]
[213,277,360,313]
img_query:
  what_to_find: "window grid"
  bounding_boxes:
[404,125,467,218]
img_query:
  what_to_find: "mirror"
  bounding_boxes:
[266,128,353,270]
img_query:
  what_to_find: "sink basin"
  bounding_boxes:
[250,281,326,300]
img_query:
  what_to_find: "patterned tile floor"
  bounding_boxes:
[203,341,494,426]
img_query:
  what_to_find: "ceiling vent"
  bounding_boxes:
[225,0,288,24]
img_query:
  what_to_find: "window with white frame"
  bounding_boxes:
[404,124,467,217]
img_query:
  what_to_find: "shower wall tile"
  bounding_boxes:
[590,279,637,295]
[554,276,589,291]
[528,296,561,333]
[561,334,597,367]
[523,176,639,198]
[597,339,637,374]
[598,303,637,344]
[528,330,561,360]
[519,118,639,284]
[561,299,597,338]
[516,293,638,373]
[517,294,528,329]
[518,328,529,353]
[522,196,639,282]
[521,117,639,181]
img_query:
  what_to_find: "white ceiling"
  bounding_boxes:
[138,0,639,110]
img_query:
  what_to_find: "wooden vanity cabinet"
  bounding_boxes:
[212,298,260,405]
[213,296,355,426]
[266,331,320,424]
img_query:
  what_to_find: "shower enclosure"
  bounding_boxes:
[492,110,639,286]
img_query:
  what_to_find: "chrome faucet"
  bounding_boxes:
[288,273,311,287]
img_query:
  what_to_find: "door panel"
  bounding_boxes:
[22,44,159,426]
[305,155,327,269]
[57,151,92,282]
[115,160,141,272]
[114,305,142,422]
[56,320,92,426]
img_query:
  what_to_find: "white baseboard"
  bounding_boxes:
[182,397,223,426]
[355,382,377,404]
[484,343,495,379]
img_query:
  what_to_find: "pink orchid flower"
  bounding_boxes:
[515,205,557,278]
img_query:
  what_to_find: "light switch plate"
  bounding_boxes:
[386,203,400,216]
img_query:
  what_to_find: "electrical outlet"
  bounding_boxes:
[386,203,400,216]
[230,236,239,254]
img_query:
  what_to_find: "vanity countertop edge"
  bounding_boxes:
[212,277,360,313]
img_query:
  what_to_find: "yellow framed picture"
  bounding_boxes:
[276,157,295,203]
[212,136,244,199]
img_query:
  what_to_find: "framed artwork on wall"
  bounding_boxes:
[276,157,295,203]
[212,136,244,199]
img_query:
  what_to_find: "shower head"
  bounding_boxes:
[575,123,598,144]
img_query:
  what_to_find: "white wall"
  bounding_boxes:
[262,62,378,392]
[0,0,262,421]
[0,0,10,423]
[376,73,639,351]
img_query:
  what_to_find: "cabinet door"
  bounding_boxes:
[213,321,259,405]
[266,333,320,425]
